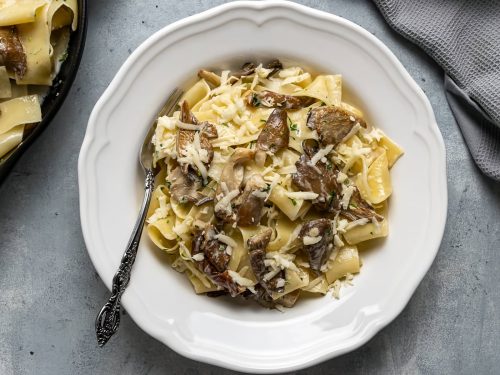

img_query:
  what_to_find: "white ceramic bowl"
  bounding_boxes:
[78,1,447,372]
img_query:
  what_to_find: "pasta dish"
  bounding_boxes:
[147,60,403,309]
[0,0,78,160]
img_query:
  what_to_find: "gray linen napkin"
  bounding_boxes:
[373,0,500,181]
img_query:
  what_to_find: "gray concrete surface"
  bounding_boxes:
[1,1,499,374]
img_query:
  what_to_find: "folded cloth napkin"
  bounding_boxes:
[373,0,500,181]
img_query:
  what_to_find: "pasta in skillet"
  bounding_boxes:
[147,60,403,309]
[0,0,78,159]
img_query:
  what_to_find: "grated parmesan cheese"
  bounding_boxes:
[285,191,319,200]
[336,171,348,184]
[337,219,349,233]
[340,123,362,144]
[309,144,334,166]
[176,119,200,130]
[252,190,268,199]
[266,252,300,272]
[309,227,320,237]
[345,218,370,230]
[340,184,356,209]
[147,195,170,223]
[303,235,322,245]
[227,270,255,287]
[192,253,205,262]
[176,132,209,184]
[333,234,344,248]
[214,189,239,217]
[263,268,282,282]
[276,278,286,288]
[214,233,238,248]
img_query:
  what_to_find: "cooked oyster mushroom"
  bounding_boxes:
[247,227,273,251]
[211,271,245,297]
[236,174,268,226]
[249,248,267,281]
[307,106,367,147]
[168,166,212,206]
[232,62,256,78]
[214,148,255,222]
[264,59,283,78]
[0,27,27,78]
[247,90,315,109]
[256,108,289,154]
[300,219,334,273]
[292,141,341,212]
[248,228,273,282]
[176,101,218,174]
[192,226,244,297]
[247,228,285,294]
[198,69,221,86]
[341,188,383,222]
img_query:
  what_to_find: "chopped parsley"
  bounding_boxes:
[289,198,297,206]
[287,117,298,132]
[261,183,271,193]
[328,191,337,205]
[251,94,261,107]
[58,50,68,63]
[260,118,267,124]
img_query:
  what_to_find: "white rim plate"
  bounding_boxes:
[78,1,447,373]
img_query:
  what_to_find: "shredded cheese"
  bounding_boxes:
[309,227,320,237]
[336,171,348,184]
[176,119,200,130]
[309,144,334,166]
[333,234,344,248]
[176,132,209,183]
[227,270,255,287]
[214,233,238,248]
[345,218,370,230]
[192,253,205,262]
[340,185,356,209]
[340,123,362,144]
[303,235,322,245]
[276,278,286,288]
[263,268,282,282]
[214,189,239,217]
[285,191,318,200]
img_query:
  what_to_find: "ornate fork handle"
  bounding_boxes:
[95,169,155,347]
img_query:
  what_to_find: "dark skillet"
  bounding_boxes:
[0,0,87,184]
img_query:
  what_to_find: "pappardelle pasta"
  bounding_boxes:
[147,60,403,309]
[0,0,78,160]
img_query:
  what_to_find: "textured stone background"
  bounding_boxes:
[1,1,499,374]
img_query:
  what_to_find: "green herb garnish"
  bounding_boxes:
[58,50,68,63]
[251,94,261,107]
[328,191,337,205]
[289,198,297,206]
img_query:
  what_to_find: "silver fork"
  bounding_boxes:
[95,88,184,347]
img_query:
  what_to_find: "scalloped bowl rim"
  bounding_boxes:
[78,1,447,373]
